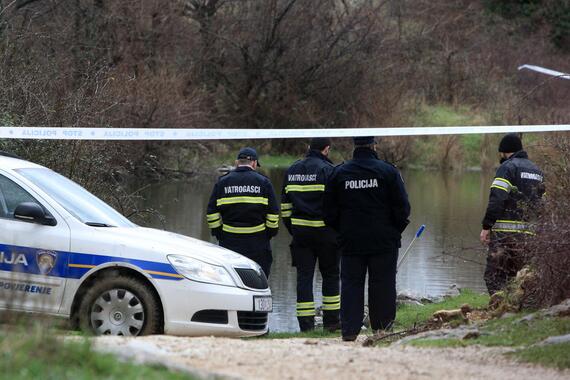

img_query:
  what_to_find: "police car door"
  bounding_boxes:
[0,172,70,314]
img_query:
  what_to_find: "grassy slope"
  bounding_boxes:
[411,315,570,347]
[0,331,196,380]
[193,104,495,171]
[261,290,569,370]
[512,343,570,370]
[231,105,493,170]
[411,105,490,168]
[408,309,570,370]
[395,289,489,330]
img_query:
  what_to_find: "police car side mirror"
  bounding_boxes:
[14,202,57,226]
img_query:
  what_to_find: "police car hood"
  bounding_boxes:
[95,226,258,268]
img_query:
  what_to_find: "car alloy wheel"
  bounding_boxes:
[90,288,145,336]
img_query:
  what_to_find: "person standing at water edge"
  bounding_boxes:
[281,137,341,332]
[324,136,410,341]
[206,147,279,277]
[480,133,545,294]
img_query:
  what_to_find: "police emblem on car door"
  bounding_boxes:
[37,251,56,276]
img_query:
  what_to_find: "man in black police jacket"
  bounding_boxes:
[206,147,279,278]
[281,137,340,332]
[480,133,545,294]
[324,136,410,341]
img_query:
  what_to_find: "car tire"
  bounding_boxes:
[78,274,161,336]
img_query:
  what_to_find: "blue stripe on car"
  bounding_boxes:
[0,243,183,281]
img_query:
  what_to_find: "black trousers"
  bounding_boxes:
[341,249,398,337]
[292,226,340,330]
[484,232,526,294]
[219,234,273,278]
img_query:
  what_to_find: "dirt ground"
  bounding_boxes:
[92,335,569,380]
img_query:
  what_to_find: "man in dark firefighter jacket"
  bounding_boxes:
[281,137,340,332]
[207,147,279,278]
[324,136,410,341]
[480,133,545,294]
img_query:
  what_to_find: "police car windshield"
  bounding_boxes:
[16,168,134,227]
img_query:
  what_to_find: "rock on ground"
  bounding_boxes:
[92,335,569,380]
[516,298,570,324]
[544,299,570,318]
[394,326,484,345]
[541,334,570,346]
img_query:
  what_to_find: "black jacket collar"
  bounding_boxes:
[306,149,333,163]
[353,147,379,160]
[235,166,254,172]
[510,150,528,159]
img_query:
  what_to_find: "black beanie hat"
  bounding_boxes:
[309,137,331,151]
[353,136,376,145]
[498,133,523,153]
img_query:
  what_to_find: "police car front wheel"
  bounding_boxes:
[78,275,162,336]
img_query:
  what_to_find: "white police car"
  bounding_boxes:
[0,153,272,336]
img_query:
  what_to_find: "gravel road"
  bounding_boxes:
[92,335,569,380]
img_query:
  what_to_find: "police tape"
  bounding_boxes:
[1,125,570,140]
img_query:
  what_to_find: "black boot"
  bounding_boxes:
[323,310,340,332]
[298,316,315,332]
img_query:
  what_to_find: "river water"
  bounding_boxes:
[137,168,492,332]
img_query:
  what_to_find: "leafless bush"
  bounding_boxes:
[0,0,567,184]
[0,0,409,171]
[0,0,208,214]
[182,0,406,132]
[523,135,570,307]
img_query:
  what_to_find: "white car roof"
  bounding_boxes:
[0,154,44,170]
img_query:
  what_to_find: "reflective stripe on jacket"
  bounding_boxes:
[206,166,279,255]
[281,150,334,231]
[482,150,545,233]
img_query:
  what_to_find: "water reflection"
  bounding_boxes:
[137,168,490,332]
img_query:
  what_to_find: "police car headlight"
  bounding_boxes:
[167,255,235,287]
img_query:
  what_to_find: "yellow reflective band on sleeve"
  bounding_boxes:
[496,177,513,186]
[322,303,340,311]
[291,218,326,227]
[208,220,222,229]
[285,184,325,193]
[491,178,512,192]
[281,210,292,218]
[266,220,279,229]
[206,212,221,221]
[322,295,340,302]
[266,214,279,228]
[216,196,268,206]
[222,223,266,234]
[281,203,293,210]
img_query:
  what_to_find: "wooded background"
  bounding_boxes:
[0,0,568,179]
